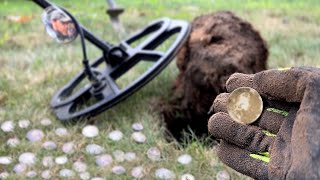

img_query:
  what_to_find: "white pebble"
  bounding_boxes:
[113,150,125,162]
[216,170,230,180]
[27,171,37,178]
[181,174,195,180]
[40,118,52,126]
[132,123,144,131]
[125,152,136,161]
[26,129,44,142]
[19,152,36,165]
[42,141,57,150]
[131,166,144,178]
[79,172,90,180]
[91,177,104,180]
[18,119,30,129]
[55,127,68,136]
[42,156,54,167]
[147,147,161,161]
[41,170,51,179]
[73,161,87,173]
[95,154,113,167]
[59,169,75,177]
[55,156,68,165]
[13,163,27,174]
[1,121,14,132]
[0,172,9,179]
[82,125,99,138]
[131,132,146,143]
[62,141,75,154]
[86,144,104,155]
[177,154,192,165]
[0,156,12,165]
[112,165,126,175]
[108,130,123,141]
[7,137,20,147]
[155,168,176,180]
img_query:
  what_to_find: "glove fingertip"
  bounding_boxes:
[212,93,229,113]
[226,73,254,92]
[208,112,231,137]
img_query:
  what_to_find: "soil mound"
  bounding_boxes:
[159,11,268,140]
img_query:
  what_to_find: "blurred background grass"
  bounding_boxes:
[0,0,319,179]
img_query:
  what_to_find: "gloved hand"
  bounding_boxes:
[208,67,320,179]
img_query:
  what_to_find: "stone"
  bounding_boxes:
[73,161,87,173]
[62,141,75,154]
[0,172,9,179]
[55,127,68,136]
[82,125,99,138]
[41,170,51,179]
[113,150,125,162]
[132,123,144,131]
[59,169,75,177]
[0,156,12,165]
[55,156,68,165]
[1,121,14,132]
[108,130,123,141]
[131,132,146,143]
[18,119,30,129]
[91,177,104,180]
[42,141,57,150]
[40,118,52,126]
[177,154,192,165]
[42,156,54,167]
[19,152,36,165]
[79,172,90,180]
[216,170,230,180]
[131,166,144,178]
[13,163,27,174]
[7,137,20,147]
[95,154,113,167]
[26,171,37,178]
[112,165,126,175]
[125,152,136,161]
[86,144,104,155]
[181,174,195,180]
[147,147,161,161]
[155,168,176,180]
[26,129,45,142]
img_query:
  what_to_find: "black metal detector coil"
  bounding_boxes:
[32,0,190,121]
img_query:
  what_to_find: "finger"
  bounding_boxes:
[211,93,229,113]
[226,68,312,102]
[208,112,274,153]
[217,141,268,180]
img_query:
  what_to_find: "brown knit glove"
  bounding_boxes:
[208,67,320,180]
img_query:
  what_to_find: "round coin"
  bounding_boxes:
[227,87,263,124]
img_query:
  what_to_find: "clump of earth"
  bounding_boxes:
[158,11,268,140]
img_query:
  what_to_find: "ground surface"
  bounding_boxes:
[0,0,319,179]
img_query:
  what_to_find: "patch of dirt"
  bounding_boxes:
[158,11,268,140]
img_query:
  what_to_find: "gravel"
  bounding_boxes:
[82,125,99,138]
[177,154,192,165]
[26,129,45,142]
[108,130,123,141]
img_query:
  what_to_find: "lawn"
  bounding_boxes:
[0,0,319,179]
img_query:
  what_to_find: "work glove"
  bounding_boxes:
[208,67,320,179]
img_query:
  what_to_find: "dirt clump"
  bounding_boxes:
[159,11,268,140]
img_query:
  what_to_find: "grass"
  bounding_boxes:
[0,0,320,179]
